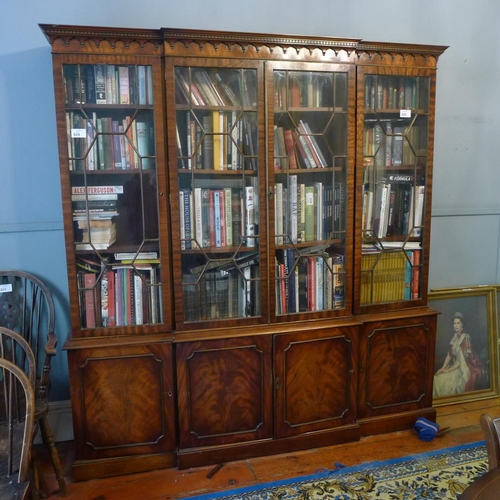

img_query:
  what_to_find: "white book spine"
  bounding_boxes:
[225,187,233,247]
[134,275,143,325]
[412,185,425,237]
[245,186,255,247]
[194,188,203,249]
[275,183,283,245]
[290,175,298,244]
[179,191,186,250]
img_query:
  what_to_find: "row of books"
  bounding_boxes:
[364,75,420,111]
[67,111,154,170]
[79,264,162,328]
[75,219,117,250]
[65,64,154,106]
[363,122,421,168]
[72,186,123,250]
[274,179,345,244]
[362,180,425,239]
[275,249,345,314]
[176,111,257,170]
[274,122,329,170]
[178,185,256,250]
[360,249,420,305]
[175,68,257,108]
[274,71,337,109]
[183,261,260,321]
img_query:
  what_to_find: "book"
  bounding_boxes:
[134,274,143,325]
[201,188,211,248]
[101,268,109,327]
[274,183,283,245]
[298,183,306,242]
[94,64,106,104]
[183,188,192,250]
[118,66,130,104]
[179,190,186,250]
[224,187,233,247]
[71,191,118,201]
[84,272,96,328]
[194,187,203,249]
[243,116,257,170]
[72,199,117,212]
[411,185,425,237]
[299,121,328,168]
[283,129,299,169]
[245,186,256,247]
[76,240,115,251]
[231,189,243,246]
[202,115,213,169]
[212,111,223,170]
[136,122,151,169]
[107,269,115,327]
[146,66,154,105]
[138,65,147,105]
[314,182,323,240]
[275,126,288,170]
[114,251,158,260]
[411,249,421,299]
[304,185,315,242]
[289,175,298,244]
[72,186,123,195]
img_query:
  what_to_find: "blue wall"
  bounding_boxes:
[2,0,499,401]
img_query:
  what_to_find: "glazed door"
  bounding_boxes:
[355,67,437,314]
[267,61,356,322]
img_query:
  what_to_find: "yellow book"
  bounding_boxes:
[212,111,223,170]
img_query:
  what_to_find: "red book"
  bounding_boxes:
[290,77,301,107]
[284,129,298,169]
[218,189,226,247]
[307,257,316,311]
[209,190,216,247]
[107,270,115,327]
[411,250,421,300]
[126,268,133,326]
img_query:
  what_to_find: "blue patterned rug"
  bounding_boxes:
[189,441,487,499]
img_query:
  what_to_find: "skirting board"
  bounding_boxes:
[34,399,74,444]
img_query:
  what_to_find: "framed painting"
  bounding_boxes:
[429,286,499,406]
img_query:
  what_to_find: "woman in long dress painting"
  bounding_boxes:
[433,312,483,398]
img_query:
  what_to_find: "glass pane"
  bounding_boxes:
[273,69,348,316]
[361,74,429,305]
[175,66,260,323]
[64,63,163,328]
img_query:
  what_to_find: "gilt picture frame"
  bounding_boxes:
[429,286,499,406]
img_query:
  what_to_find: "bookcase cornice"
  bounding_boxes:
[39,24,164,52]
[161,27,361,58]
[356,41,448,67]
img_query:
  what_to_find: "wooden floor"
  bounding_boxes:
[37,398,500,500]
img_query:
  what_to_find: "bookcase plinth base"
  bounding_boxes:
[71,452,177,482]
[176,424,361,470]
[358,407,438,437]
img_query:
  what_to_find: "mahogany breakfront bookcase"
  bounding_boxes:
[40,24,447,480]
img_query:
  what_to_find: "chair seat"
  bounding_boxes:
[460,466,500,499]
[0,478,30,500]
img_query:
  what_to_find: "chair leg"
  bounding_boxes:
[31,445,51,499]
[30,447,43,500]
[39,416,67,497]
